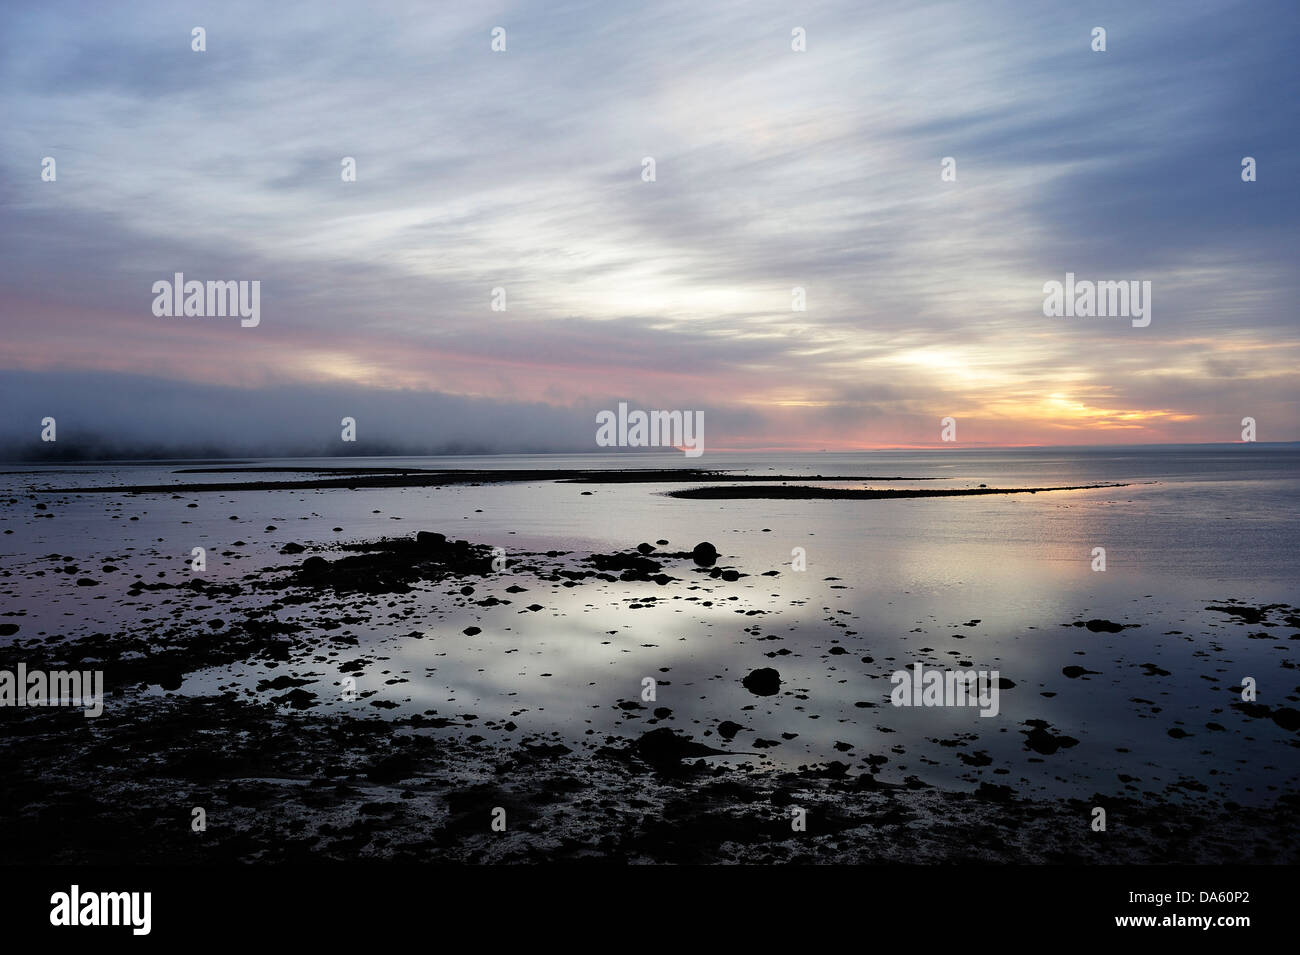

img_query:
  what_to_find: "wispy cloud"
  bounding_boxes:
[2,0,1296,456]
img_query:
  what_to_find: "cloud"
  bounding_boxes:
[2,0,1296,453]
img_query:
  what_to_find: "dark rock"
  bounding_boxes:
[272,688,318,710]
[1206,605,1265,624]
[632,728,732,768]
[1272,707,1300,732]
[365,753,416,783]
[585,552,662,578]
[975,782,1016,803]
[1024,727,1059,755]
[301,556,330,576]
[692,541,719,566]
[742,667,781,696]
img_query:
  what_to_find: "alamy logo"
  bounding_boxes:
[50,885,151,935]
[152,273,260,327]
[890,663,1000,717]
[1042,272,1151,327]
[0,664,103,717]
[595,402,704,457]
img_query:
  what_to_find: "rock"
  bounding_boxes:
[585,552,663,579]
[717,720,743,740]
[256,675,313,691]
[416,531,447,548]
[636,542,655,554]
[301,556,330,576]
[1206,604,1265,624]
[0,624,18,637]
[463,626,481,636]
[692,541,719,566]
[272,688,318,709]
[279,542,306,555]
[975,782,1016,803]
[742,667,781,696]
[1023,724,1079,755]
[1024,726,1060,755]
[632,728,732,767]
[1272,707,1300,732]
[365,753,415,783]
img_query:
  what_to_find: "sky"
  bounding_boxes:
[2,0,1297,458]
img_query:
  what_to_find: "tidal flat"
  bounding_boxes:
[2,451,1297,863]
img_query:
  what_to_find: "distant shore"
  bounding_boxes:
[665,483,1130,500]
[26,466,1132,499]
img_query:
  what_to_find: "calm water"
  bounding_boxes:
[2,444,1297,803]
